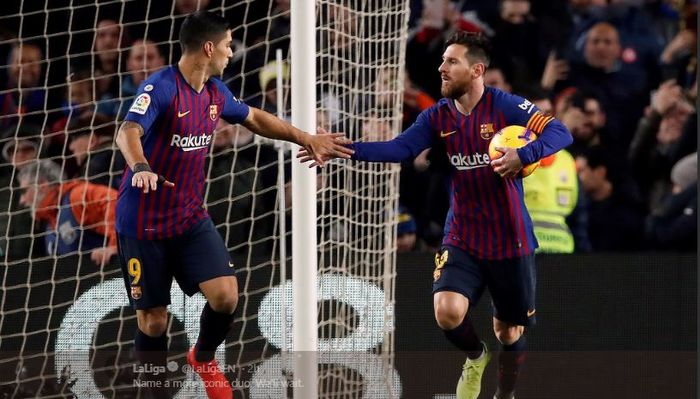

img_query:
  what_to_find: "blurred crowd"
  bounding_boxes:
[0,0,696,272]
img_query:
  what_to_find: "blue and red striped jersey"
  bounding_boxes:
[116,65,249,239]
[351,86,573,259]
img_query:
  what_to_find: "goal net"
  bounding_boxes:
[0,0,409,398]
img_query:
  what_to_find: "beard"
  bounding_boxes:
[440,78,469,99]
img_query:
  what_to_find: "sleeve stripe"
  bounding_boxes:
[526,112,553,133]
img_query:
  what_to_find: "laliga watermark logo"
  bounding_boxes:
[133,361,240,375]
[449,152,491,171]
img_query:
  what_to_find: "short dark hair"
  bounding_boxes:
[445,31,491,67]
[518,84,549,103]
[179,11,230,53]
[68,113,116,141]
[569,90,603,111]
[580,145,608,170]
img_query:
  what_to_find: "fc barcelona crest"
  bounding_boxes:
[209,104,218,121]
[480,123,495,140]
[130,286,142,300]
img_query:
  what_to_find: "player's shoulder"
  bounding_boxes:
[424,98,452,114]
[208,77,236,96]
[140,65,177,95]
[488,86,523,103]
[206,76,229,94]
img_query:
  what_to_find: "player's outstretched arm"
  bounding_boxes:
[298,115,434,167]
[242,108,354,167]
[115,121,174,193]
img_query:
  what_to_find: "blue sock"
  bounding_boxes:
[194,302,235,362]
[497,335,526,396]
[134,328,168,398]
[443,316,483,359]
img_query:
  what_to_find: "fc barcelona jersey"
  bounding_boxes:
[351,87,572,259]
[116,65,249,239]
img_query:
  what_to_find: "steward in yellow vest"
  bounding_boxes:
[523,150,590,253]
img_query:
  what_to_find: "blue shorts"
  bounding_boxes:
[432,245,536,326]
[117,218,235,309]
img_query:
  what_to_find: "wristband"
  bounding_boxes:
[132,163,152,173]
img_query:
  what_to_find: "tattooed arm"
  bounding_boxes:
[115,121,173,193]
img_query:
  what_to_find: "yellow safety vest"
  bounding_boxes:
[523,150,578,253]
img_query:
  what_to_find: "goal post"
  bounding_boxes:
[0,0,410,397]
[290,0,318,398]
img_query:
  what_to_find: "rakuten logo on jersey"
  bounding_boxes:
[170,134,212,152]
[449,152,491,171]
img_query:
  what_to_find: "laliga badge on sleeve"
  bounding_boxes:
[129,93,151,115]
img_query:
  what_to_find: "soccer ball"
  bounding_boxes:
[488,125,539,177]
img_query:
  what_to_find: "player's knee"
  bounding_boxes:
[494,325,524,345]
[137,310,168,337]
[208,292,238,314]
[434,305,466,330]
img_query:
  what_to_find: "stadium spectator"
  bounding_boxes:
[270,0,291,32]
[268,0,291,54]
[92,19,125,98]
[484,66,512,93]
[490,0,545,87]
[1,123,42,169]
[361,111,395,142]
[576,146,645,251]
[257,60,289,116]
[396,206,420,253]
[659,5,697,89]
[628,79,696,211]
[0,123,43,261]
[65,69,120,118]
[125,39,165,90]
[49,69,121,139]
[556,89,628,170]
[523,150,591,253]
[403,74,436,128]
[67,113,125,189]
[119,39,165,117]
[518,84,553,115]
[539,50,569,91]
[646,152,697,251]
[17,160,118,266]
[405,0,491,99]
[0,43,46,129]
[561,22,652,146]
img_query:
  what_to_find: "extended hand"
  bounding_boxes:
[132,171,174,193]
[91,246,117,267]
[297,127,354,167]
[490,146,523,178]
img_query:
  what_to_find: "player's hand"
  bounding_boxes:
[297,127,354,167]
[132,171,174,193]
[490,146,523,178]
[91,246,117,267]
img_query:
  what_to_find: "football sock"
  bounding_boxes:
[134,328,168,398]
[497,335,526,395]
[194,302,236,362]
[443,316,483,359]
